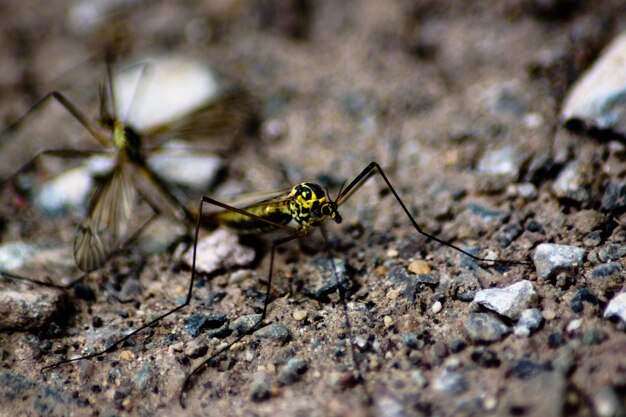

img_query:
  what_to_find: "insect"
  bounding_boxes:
[0,58,256,281]
[41,161,530,407]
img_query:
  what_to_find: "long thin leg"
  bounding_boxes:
[337,162,530,266]
[40,195,299,383]
[179,230,305,408]
[1,148,111,186]
[1,91,110,147]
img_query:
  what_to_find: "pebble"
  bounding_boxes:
[477,146,524,179]
[594,385,626,417]
[431,301,442,314]
[570,288,598,313]
[34,166,93,216]
[147,150,223,192]
[601,181,626,211]
[408,260,431,275]
[588,262,622,280]
[0,242,37,271]
[231,314,262,334]
[0,287,65,330]
[495,223,523,248]
[307,257,353,302]
[119,350,134,361]
[292,309,308,321]
[551,160,590,203]
[383,316,394,328]
[452,272,483,302]
[466,204,504,222]
[113,55,222,132]
[184,341,208,359]
[183,229,256,274]
[249,374,272,402]
[532,243,585,280]
[432,369,468,395]
[604,292,626,323]
[515,182,539,200]
[473,280,538,320]
[277,358,307,386]
[253,323,290,344]
[514,308,543,337]
[463,313,510,343]
[510,358,550,380]
[566,318,582,333]
[561,32,626,137]
[598,243,626,263]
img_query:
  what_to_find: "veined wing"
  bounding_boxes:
[74,161,138,272]
[143,87,258,148]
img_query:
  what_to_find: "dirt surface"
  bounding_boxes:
[1,1,626,417]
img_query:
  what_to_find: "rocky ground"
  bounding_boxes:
[1,1,626,416]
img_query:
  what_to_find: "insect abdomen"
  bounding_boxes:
[215,202,293,234]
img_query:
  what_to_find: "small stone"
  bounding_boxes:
[604,292,626,323]
[408,260,431,275]
[566,319,582,333]
[148,150,223,192]
[510,358,550,380]
[478,146,524,178]
[231,314,262,334]
[254,323,290,344]
[594,385,626,417]
[589,262,622,280]
[495,223,523,248]
[431,301,443,314]
[120,350,134,361]
[277,358,307,386]
[292,309,308,321]
[452,272,483,302]
[383,316,394,328]
[464,313,510,343]
[306,257,353,302]
[532,243,585,280]
[432,369,468,395]
[551,161,590,203]
[183,229,255,274]
[0,287,65,330]
[249,374,272,402]
[543,309,557,321]
[34,167,93,216]
[473,280,538,320]
[514,308,543,337]
[516,183,539,200]
[561,32,626,137]
[598,244,626,263]
[570,288,599,313]
[386,249,399,258]
[185,341,208,359]
[602,181,626,211]
[570,210,604,235]
[583,231,603,247]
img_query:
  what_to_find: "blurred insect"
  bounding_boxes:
[0,58,257,279]
[42,161,530,407]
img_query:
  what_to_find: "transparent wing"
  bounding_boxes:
[74,162,138,272]
[144,87,258,148]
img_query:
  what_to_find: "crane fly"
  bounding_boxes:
[41,161,530,407]
[0,58,257,282]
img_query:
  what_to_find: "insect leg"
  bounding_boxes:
[338,162,530,266]
[180,229,305,407]
[1,148,111,187]
[2,91,110,147]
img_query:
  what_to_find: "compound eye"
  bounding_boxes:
[321,205,330,216]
